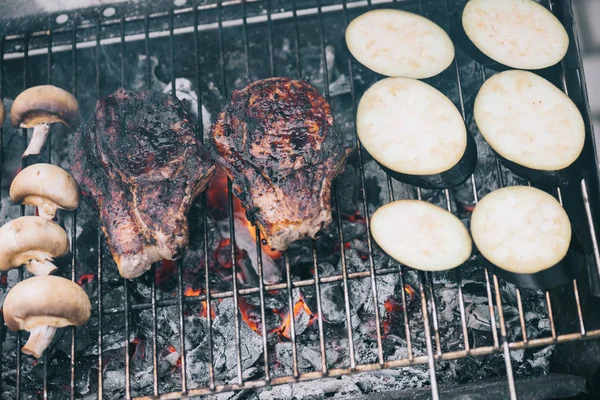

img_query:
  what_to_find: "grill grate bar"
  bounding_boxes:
[492,274,518,399]
[70,24,78,400]
[312,241,328,373]
[284,254,300,377]
[546,292,557,340]
[133,327,600,399]
[191,0,216,390]
[142,9,160,396]
[327,0,386,366]
[119,15,132,400]
[217,0,245,384]
[417,271,440,399]
[96,22,104,400]
[427,272,443,357]
[516,289,528,343]
[0,33,4,400]
[16,30,29,400]
[169,8,189,393]
[241,0,272,382]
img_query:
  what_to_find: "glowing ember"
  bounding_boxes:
[156,260,176,288]
[77,274,95,285]
[207,167,281,261]
[183,287,216,319]
[346,211,365,223]
[276,294,316,339]
[238,296,263,334]
[0,273,7,286]
[382,285,417,336]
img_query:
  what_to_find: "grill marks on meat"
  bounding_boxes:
[71,89,215,279]
[211,78,352,251]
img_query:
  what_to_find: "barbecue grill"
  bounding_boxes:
[1,0,600,399]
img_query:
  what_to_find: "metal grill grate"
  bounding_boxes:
[0,0,600,399]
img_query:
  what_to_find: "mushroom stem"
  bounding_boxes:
[22,325,57,358]
[25,259,58,276]
[37,202,59,220]
[22,123,51,158]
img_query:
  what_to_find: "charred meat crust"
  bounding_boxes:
[211,78,352,251]
[71,89,215,279]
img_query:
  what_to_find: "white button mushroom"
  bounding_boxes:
[10,85,79,158]
[3,275,91,358]
[0,216,69,275]
[10,163,80,219]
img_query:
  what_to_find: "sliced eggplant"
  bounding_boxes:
[474,70,585,187]
[471,186,584,289]
[371,200,472,272]
[460,0,569,70]
[357,77,476,189]
[344,9,455,79]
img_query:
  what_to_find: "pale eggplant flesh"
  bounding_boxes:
[483,227,585,290]
[471,186,582,290]
[453,0,569,71]
[357,77,477,190]
[474,70,586,188]
[343,9,455,79]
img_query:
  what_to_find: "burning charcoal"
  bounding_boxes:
[257,377,358,400]
[275,342,313,371]
[213,298,263,379]
[320,281,346,324]
[276,289,315,340]
[233,218,281,285]
[341,220,367,242]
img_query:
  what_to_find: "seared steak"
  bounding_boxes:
[71,89,215,279]
[211,78,352,251]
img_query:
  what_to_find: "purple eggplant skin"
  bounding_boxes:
[369,129,478,190]
[481,227,585,290]
[494,151,584,188]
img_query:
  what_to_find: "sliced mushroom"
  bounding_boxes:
[0,216,69,275]
[10,85,79,157]
[10,163,80,219]
[3,275,91,358]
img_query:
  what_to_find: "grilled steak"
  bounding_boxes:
[211,78,352,251]
[71,89,215,279]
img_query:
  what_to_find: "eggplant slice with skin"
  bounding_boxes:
[371,200,472,272]
[474,70,585,187]
[457,0,569,71]
[471,186,584,289]
[357,77,476,189]
[344,9,455,79]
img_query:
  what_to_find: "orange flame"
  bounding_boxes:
[238,296,262,334]
[276,294,315,339]
[183,287,216,319]
[207,168,282,261]
[382,284,417,335]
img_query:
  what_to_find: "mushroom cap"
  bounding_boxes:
[0,98,5,129]
[3,275,91,332]
[0,216,69,271]
[10,85,79,128]
[10,163,80,212]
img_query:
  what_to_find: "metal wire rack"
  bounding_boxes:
[0,0,599,399]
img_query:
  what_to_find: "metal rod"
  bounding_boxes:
[168,8,188,393]
[15,31,27,400]
[312,241,328,374]
[131,326,600,400]
[418,271,439,400]
[324,0,385,366]
[256,228,271,381]
[427,272,442,357]
[492,274,517,400]
[515,289,528,343]
[70,24,78,400]
[217,0,244,384]
[193,0,216,390]
[100,266,413,314]
[545,291,557,340]
[455,268,470,351]
[284,253,300,378]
